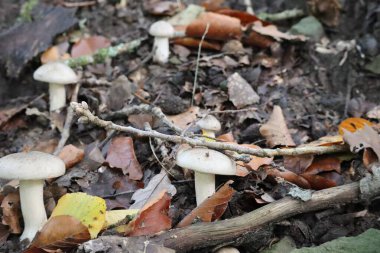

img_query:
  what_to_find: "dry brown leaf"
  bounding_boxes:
[343,125,380,160]
[259,106,296,148]
[217,132,235,142]
[1,192,21,234]
[227,72,260,109]
[266,168,311,189]
[58,144,85,169]
[26,215,90,252]
[167,106,200,130]
[128,114,154,129]
[0,224,9,245]
[201,0,225,11]
[40,42,70,64]
[176,180,235,228]
[106,136,143,180]
[338,117,373,136]
[303,156,342,175]
[307,0,341,26]
[172,37,222,50]
[144,0,182,16]
[126,191,172,236]
[363,148,378,169]
[217,9,269,26]
[251,21,306,42]
[186,12,242,41]
[71,36,111,58]
[300,172,342,190]
[243,30,275,48]
[283,155,314,174]
[305,135,344,147]
[237,144,273,172]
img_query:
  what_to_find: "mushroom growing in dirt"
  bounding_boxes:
[176,146,236,205]
[149,21,175,64]
[196,115,221,138]
[0,151,65,242]
[33,62,78,112]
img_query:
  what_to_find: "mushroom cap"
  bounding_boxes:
[149,21,175,37]
[196,115,221,132]
[0,151,65,180]
[33,62,78,84]
[176,147,236,175]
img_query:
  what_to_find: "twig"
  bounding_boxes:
[53,83,81,155]
[258,9,304,22]
[191,23,210,107]
[65,38,143,68]
[71,102,349,157]
[61,1,96,7]
[78,168,380,252]
[104,104,183,134]
[209,107,257,114]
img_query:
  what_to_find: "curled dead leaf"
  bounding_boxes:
[71,36,111,58]
[58,144,85,169]
[1,192,21,234]
[172,37,222,50]
[266,168,311,189]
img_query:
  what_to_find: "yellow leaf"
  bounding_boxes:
[104,209,139,229]
[338,118,373,136]
[51,193,106,238]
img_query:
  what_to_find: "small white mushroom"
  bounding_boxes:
[176,146,236,205]
[196,115,221,137]
[215,247,240,253]
[149,21,175,64]
[0,151,65,242]
[33,62,78,112]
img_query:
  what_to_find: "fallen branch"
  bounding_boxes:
[71,102,349,157]
[64,38,143,68]
[78,167,380,252]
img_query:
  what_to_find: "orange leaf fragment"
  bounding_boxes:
[26,215,90,252]
[259,106,296,148]
[338,117,373,136]
[217,132,235,143]
[167,106,200,130]
[237,144,273,174]
[186,12,242,41]
[172,37,222,50]
[243,31,274,48]
[300,172,342,190]
[106,136,143,180]
[266,168,311,189]
[71,36,111,58]
[126,191,172,236]
[58,144,85,169]
[303,156,342,175]
[176,180,235,228]
[40,42,70,64]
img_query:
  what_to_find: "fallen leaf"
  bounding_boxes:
[106,136,143,180]
[243,30,275,48]
[58,144,85,169]
[217,9,269,26]
[367,106,380,120]
[0,224,9,245]
[168,4,205,26]
[126,191,172,236]
[26,215,90,252]
[363,148,378,168]
[172,37,222,50]
[71,36,111,58]
[343,125,380,160]
[266,168,311,189]
[300,172,341,190]
[307,0,341,26]
[305,135,344,146]
[104,209,139,229]
[259,106,296,148]
[128,114,154,129]
[284,155,314,174]
[1,192,21,234]
[201,0,225,11]
[176,180,235,228]
[106,75,137,111]
[167,106,200,130]
[40,42,70,64]
[237,144,273,172]
[144,0,181,16]
[130,170,176,209]
[251,21,306,42]
[303,156,342,175]
[51,193,106,239]
[338,117,373,135]
[83,168,140,210]
[227,72,260,109]
[217,132,235,142]
[186,12,242,41]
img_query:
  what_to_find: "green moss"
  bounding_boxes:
[19,0,39,22]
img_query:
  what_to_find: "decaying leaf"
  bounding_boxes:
[126,191,172,236]
[51,192,106,239]
[0,224,9,245]
[176,180,235,228]
[300,172,342,190]
[167,106,200,130]
[338,117,373,135]
[130,170,176,209]
[227,72,260,109]
[26,215,90,252]
[144,0,182,16]
[343,125,380,160]
[186,12,242,41]
[103,209,139,229]
[243,30,275,48]
[71,36,111,58]
[40,42,70,64]
[106,136,143,180]
[251,21,306,42]
[259,106,296,148]
[303,156,342,175]
[217,9,268,26]
[237,144,273,172]
[307,0,341,26]
[173,37,222,50]
[58,144,85,169]
[266,168,311,189]
[284,155,314,174]
[1,192,21,234]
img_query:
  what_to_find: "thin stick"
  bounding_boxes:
[71,102,349,157]
[209,107,257,114]
[53,83,81,155]
[191,23,210,107]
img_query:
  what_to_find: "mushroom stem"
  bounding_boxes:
[48,83,66,111]
[194,172,215,205]
[19,179,47,242]
[153,37,170,64]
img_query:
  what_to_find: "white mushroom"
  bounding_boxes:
[176,146,236,205]
[0,151,65,242]
[149,21,175,64]
[215,247,240,253]
[33,62,78,112]
[196,115,221,138]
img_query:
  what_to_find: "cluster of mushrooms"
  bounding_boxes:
[0,21,235,244]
